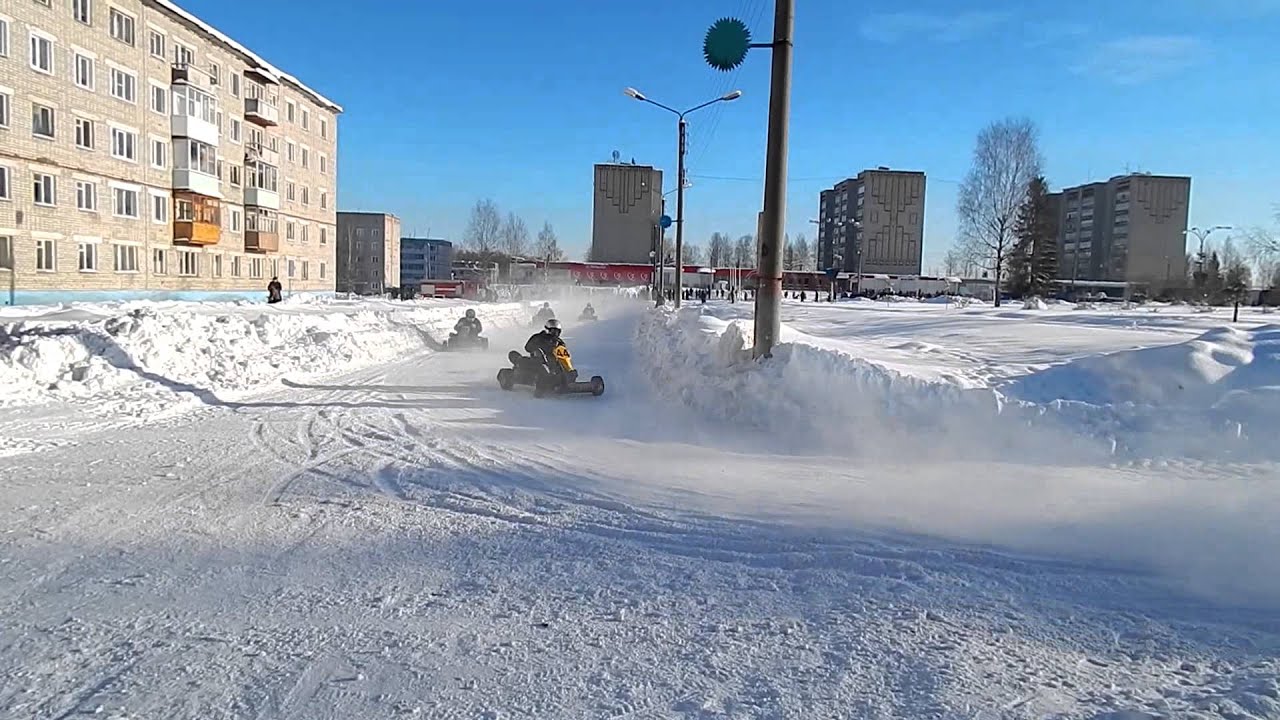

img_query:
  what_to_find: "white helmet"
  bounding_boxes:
[544,318,562,334]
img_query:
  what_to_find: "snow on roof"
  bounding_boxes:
[152,0,343,114]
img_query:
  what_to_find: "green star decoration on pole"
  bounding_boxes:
[703,17,752,71]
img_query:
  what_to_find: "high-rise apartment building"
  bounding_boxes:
[0,0,341,304]
[816,168,925,276]
[335,212,400,294]
[399,237,452,288]
[1051,173,1190,291]
[589,161,663,264]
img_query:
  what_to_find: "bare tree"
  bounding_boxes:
[783,233,796,270]
[793,234,812,271]
[734,234,756,268]
[463,199,503,254]
[707,232,733,267]
[534,221,564,263]
[684,243,706,265]
[942,247,965,277]
[501,212,530,257]
[956,117,1043,306]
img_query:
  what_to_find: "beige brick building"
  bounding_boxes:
[335,211,400,295]
[0,0,341,304]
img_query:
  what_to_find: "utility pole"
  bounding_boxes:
[675,117,688,308]
[750,0,794,358]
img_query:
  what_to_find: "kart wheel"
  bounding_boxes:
[591,376,605,396]
[497,368,515,391]
[533,376,553,398]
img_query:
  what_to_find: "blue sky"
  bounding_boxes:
[181,0,1280,270]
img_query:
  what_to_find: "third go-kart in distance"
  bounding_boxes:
[530,302,556,328]
[443,308,489,351]
[578,303,598,322]
[498,319,604,398]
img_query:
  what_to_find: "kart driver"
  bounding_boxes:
[455,308,482,336]
[525,318,565,362]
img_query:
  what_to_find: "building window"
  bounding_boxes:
[320,154,327,174]
[230,207,241,232]
[152,248,166,275]
[148,29,164,58]
[33,172,55,206]
[114,244,138,272]
[302,261,309,280]
[229,117,242,143]
[0,91,9,127]
[286,182,295,201]
[320,227,327,245]
[301,108,309,130]
[36,238,55,271]
[151,193,168,223]
[32,103,55,138]
[76,180,96,210]
[0,166,10,199]
[287,259,295,278]
[229,164,241,186]
[172,84,217,124]
[177,250,198,276]
[173,42,192,66]
[150,83,166,115]
[320,191,327,210]
[320,262,325,279]
[151,137,166,168]
[113,187,138,218]
[109,8,134,45]
[231,255,241,277]
[301,186,309,205]
[320,118,328,139]
[110,67,137,103]
[29,31,54,74]
[230,72,240,97]
[75,117,94,149]
[301,224,309,243]
[285,221,295,241]
[301,147,309,169]
[212,253,222,278]
[175,138,217,176]
[0,18,9,59]
[286,141,295,163]
[207,61,220,86]
[250,257,263,279]
[73,0,92,25]
[110,127,136,161]
[74,52,94,89]
[0,236,11,271]
[78,240,98,272]
[286,100,295,123]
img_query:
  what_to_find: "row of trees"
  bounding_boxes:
[460,198,565,266]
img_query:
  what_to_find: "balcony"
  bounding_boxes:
[173,192,222,246]
[244,186,280,211]
[244,96,279,127]
[172,168,223,199]
[245,65,280,85]
[245,141,279,167]
[172,85,220,146]
[170,62,209,87]
[244,210,279,253]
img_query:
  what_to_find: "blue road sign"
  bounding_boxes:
[660,215,673,229]
[825,267,840,279]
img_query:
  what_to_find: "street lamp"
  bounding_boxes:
[624,87,742,308]
[1184,224,1233,298]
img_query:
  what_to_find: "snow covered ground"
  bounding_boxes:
[1,295,1278,719]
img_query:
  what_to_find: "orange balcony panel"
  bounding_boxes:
[245,231,279,253]
[175,220,221,246]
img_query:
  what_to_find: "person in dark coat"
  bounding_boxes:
[267,277,283,303]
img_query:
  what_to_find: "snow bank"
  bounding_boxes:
[634,309,1093,463]
[0,298,530,412]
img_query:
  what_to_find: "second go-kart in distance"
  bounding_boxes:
[531,302,556,328]
[578,303,598,322]
[498,319,604,398]
[443,308,489,350]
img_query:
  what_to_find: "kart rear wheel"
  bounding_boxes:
[497,368,515,391]
[590,375,605,396]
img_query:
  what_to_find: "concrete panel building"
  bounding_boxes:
[589,162,663,264]
[335,212,400,294]
[0,0,341,305]
[816,169,925,276]
[399,237,452,288]
[1051,173,1190,291]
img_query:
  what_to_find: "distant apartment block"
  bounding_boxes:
[399,237,453,288]
[589,162,663,264]
[816,169,925,276]
[1050,173,1191,291]
[335,212,400,294]
[0,0,342,304]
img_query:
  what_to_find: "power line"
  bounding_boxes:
[686,0,767,168]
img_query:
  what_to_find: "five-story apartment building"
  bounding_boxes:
[0,0,341,303]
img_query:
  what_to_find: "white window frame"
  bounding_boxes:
[320,117,328,139]
[150,136,166,168]
[229,163,241,187]
[211,253,223,278]
[172,41,192,67]
[32,102,55,138]
[152,247,166,275]
[230,207,241,232]
[230,72,240,97]
[0,89,9,128]
[286,99,296,123]
[0,165,10,200]
[231,255,242,278]
[110,125,137,162]
[0,17,10,60]
[320,190,327,210]
[301,224,309,244]
[286,181,295,201]
[149,80,167,115]
[177,250,198,277]
[319,153,327,174]
[73,49,95,90]
[74,116,94,149]
[301,108,310,130]
[73,0,93,26]
[320,226,327,245]
[78,238,99,272]
[229,117,241,143]
[320,261,326,279]
[287,258,295,278]
[33,172,56,206]
[286,220,295,241]
[113,243,139,273]
[29,30,55,75]
[109,7,135,46]
[150,190,168,224]
[301,186,309,206]
[286,140,296,163]
[109,65,137,104]
[301,145,309,169]
[36,238,56,272]
[112,185,139,218]
[148,29,164,58]
[75,179,96,211]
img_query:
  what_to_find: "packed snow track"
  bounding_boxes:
[2,299,1278,719]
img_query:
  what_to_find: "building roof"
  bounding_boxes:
[153,0,342,113]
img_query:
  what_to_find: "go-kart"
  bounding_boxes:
[530,312,556,328]
[497,345,605,398]
[578,309,598,322]
[442,329,489,351]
